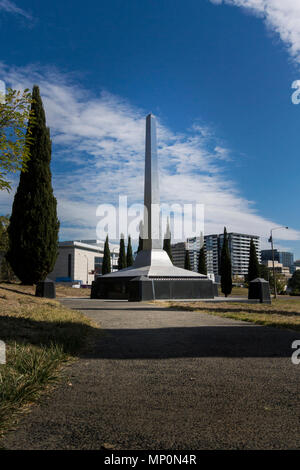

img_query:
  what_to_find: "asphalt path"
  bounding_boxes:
[2,300,300,449]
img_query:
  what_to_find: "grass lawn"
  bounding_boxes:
[0,283,98,437]
[0,282,91,298]
[215,286,248,297]
[165,297,300,332]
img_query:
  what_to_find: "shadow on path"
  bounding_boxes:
[90,325,296,359]
[0,313,296,359]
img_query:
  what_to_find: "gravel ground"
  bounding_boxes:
[1,300,300,450]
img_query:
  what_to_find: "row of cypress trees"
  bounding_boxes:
[183,227,260,298]
[220,228,261,297]
[184,245,207,275]
[102,234,134,275]
[118,234,134,270]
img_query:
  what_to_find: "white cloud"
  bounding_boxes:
[210,0,300,64]
[0,0,32,20]
[0,62,299,247]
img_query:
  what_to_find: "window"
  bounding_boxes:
[94,256,102,275]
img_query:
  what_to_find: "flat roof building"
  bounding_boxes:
[218,232,261,277]
[171,242,186,269]
[261,249,294,273]
[264,260,292,280]
[48,240,119,285]
[172,233,261,278]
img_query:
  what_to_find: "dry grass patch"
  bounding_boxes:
[0,285,99,437]
[164,298,300,332]
[0,282,90,298]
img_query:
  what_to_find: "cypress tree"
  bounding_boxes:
[137,221,143,252]
[163,217,173,262]
[248,238,260,282]
[220,227,232,297]
[7,85,59,284]
[184,248,191,270]
[198,246,207,275]
[102,235,111,275]
[126,235,133,267]
[118,233,127,270]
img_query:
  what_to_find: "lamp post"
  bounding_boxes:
[269,226,288,298]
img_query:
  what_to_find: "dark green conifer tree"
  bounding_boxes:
[118,234,127,270]
[7,85,59,284]
[198,246,207,275]
[163,217,173,262]
[247,238,260,282]
[137,221,143,252]
[184,248,191,270]
[102,235,111,275]
[126,235,133,267]
[220,227,232,297]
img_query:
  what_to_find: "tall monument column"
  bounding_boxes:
[91,112,214,301]
[143,114,161,250]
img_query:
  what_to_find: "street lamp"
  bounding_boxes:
[268,226,288,298]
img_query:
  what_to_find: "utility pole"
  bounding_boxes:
[269,226,288,299]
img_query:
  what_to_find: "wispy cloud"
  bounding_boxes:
[0,62,299,246]
[210,0,300,64]
[0,0,32,20]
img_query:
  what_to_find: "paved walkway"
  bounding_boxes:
[2,300,300,449]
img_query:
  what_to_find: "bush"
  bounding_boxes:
[289,270,300,295]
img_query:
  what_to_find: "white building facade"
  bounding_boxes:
[48,240,119,285]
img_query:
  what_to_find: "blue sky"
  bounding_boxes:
[0,0,300,257]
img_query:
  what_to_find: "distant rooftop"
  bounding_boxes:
[59,239,119,253]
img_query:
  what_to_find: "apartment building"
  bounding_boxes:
[172,233,260,278]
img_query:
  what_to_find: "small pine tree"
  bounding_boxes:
[118,234,127,270]
[163,217,173,262]
[198,246,207,275]
[7,85,59,284]
[220,227,232,297]
[126,235,133,267]
[137,221,143,252]
[184,248,191,270]
[102,235,111,275]
[248,238,260,282]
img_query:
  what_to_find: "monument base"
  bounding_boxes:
[91,275,215,301]
[91,249,216,301]
[248,277,271,304]
[35,279,56,299]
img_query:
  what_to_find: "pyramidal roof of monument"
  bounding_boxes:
[102,249,207,279]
